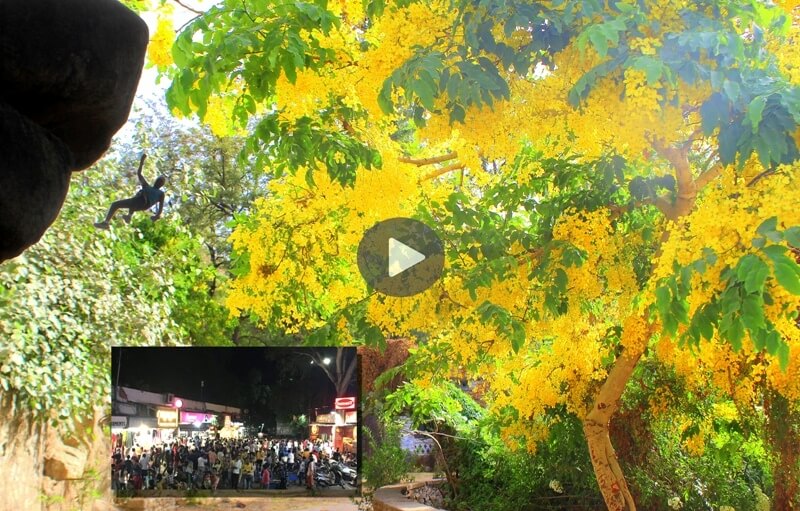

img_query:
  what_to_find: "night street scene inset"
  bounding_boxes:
[111,347,359,495]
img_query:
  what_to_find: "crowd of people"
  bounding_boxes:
[111,434,356,492]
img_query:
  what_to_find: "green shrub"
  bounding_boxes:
[362,422,416,489]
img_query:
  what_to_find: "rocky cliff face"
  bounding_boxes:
[0,0,148,261]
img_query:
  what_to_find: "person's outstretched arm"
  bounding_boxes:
[136,153,148,187]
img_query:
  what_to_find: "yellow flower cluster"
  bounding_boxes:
[683,428,707,457]
[148,16,175,69]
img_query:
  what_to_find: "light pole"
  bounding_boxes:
[173,399,183,473]
[175,399,183,441]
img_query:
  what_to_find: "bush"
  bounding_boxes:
[362,422,416,489]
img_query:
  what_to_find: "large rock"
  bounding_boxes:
[0,0,149,261]
[0,103,72,261]
[0,0,149,171]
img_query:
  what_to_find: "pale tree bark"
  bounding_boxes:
[583,346,645,511]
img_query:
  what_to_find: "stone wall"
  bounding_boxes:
[373,481,445,511]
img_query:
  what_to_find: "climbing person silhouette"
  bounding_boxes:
[94,152,165,229]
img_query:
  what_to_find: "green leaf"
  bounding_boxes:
[630,56,663,86]
[414,79,437,110]
[762,243,790,263]
[756,216,779,240]
[736,253,758,281]
[747,95,767,133]
[741,293,766,331]
[377,81,394,114]
[784,226,800,248]
[727,315,745,351]
[700,93,727,136]
[751,328,766,351]
[510,320,526,353]
[697,311,714,341]
[722,80,741,103]
[741,256,770,294]
[554,268,568,293]
[777,342,790,371]
[588,29,609,58]
[364,324,386,348]
[774,261,800,295]
[764,329,781,355]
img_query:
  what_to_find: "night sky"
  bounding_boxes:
[111,347,356,425]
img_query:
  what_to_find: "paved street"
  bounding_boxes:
[113,494,360,511]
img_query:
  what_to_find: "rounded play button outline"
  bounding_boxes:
[357,218,444,297]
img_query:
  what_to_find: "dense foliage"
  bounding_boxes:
[151,0,800,508]
[0,156,228,426]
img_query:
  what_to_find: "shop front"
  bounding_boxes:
[111,417,162,451]
[309,397,358,454]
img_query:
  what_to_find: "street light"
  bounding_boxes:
[322,357,331,365]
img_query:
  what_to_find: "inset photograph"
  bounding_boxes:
[110,346,359,498]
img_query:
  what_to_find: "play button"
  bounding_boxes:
[357,218,444,297]
[388,238,426,277]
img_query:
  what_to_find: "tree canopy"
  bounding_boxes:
[150,0,800,508]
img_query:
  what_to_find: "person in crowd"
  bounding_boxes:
[306,455,316,490]
[221,453,231,489]
[210,455,221,493]
[242,456,254,489]
[232,454,242,490]
[139,452,150,489]
[255,446,264,475]
[261,463,271,489]
[197,450,207,474]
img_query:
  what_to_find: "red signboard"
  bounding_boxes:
[335,397,356,409]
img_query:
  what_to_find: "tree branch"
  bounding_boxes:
[422,163,465,181]
[651,138,697,220]
[399,152,458,166]
[652,138,694,199]
[172,0,204,15]
[746,167,777,188]
[340,354,358,397]
[695,162,723,191]
[608,197,672,220]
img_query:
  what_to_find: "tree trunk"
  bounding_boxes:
[582,346,645,511]
[765,389,800,510]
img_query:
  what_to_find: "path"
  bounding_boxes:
[113,487,360,511]
[114,495,359,511]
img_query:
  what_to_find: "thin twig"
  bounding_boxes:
[172,0,203,15]
[746,167,777,187]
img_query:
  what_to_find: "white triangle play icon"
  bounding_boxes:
[388,237,426,277]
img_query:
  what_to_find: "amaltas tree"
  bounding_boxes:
[157,0,800,508]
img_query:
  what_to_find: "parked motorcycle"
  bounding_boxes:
[328,460,357,487]
[314,464,337,488]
